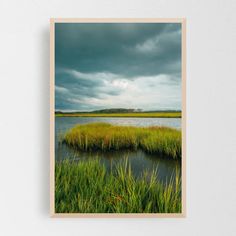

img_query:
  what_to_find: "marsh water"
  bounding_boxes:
[55,117,181,182]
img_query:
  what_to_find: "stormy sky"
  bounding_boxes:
[55,23,182,111]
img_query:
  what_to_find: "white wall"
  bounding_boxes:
[0,0,236,235]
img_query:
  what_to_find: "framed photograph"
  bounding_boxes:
[50,18,186,217]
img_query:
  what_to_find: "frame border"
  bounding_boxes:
[50,18,186,218]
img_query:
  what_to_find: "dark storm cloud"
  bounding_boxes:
[55,23,182,111]
[55,23,181,76]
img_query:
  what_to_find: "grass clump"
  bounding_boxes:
[63,123,181,159]
[55,159,181,213]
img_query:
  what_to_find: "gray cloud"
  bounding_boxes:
[55,23,182,111]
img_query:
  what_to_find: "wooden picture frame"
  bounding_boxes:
[50,18,186,217]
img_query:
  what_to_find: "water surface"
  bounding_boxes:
[55,117,181,182]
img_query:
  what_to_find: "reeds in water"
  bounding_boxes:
[63,123,181,159]
[55,158,181,213]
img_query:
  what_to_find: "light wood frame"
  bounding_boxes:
[50,18,186,218]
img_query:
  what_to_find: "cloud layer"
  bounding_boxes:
[55,23,182,111]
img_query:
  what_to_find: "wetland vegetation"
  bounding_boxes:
[63,123,181,159]
[55,120,182,213]
[55,158,181,213]
[56,112,181,118]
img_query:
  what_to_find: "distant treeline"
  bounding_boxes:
[55,108,181,114]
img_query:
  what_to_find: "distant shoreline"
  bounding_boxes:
[55,112,181,118]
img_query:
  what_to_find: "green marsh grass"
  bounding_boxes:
[56,112,181,118]
[63,123,181,159]
[55,158,181,213]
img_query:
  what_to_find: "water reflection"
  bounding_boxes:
[55,117,181,182]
